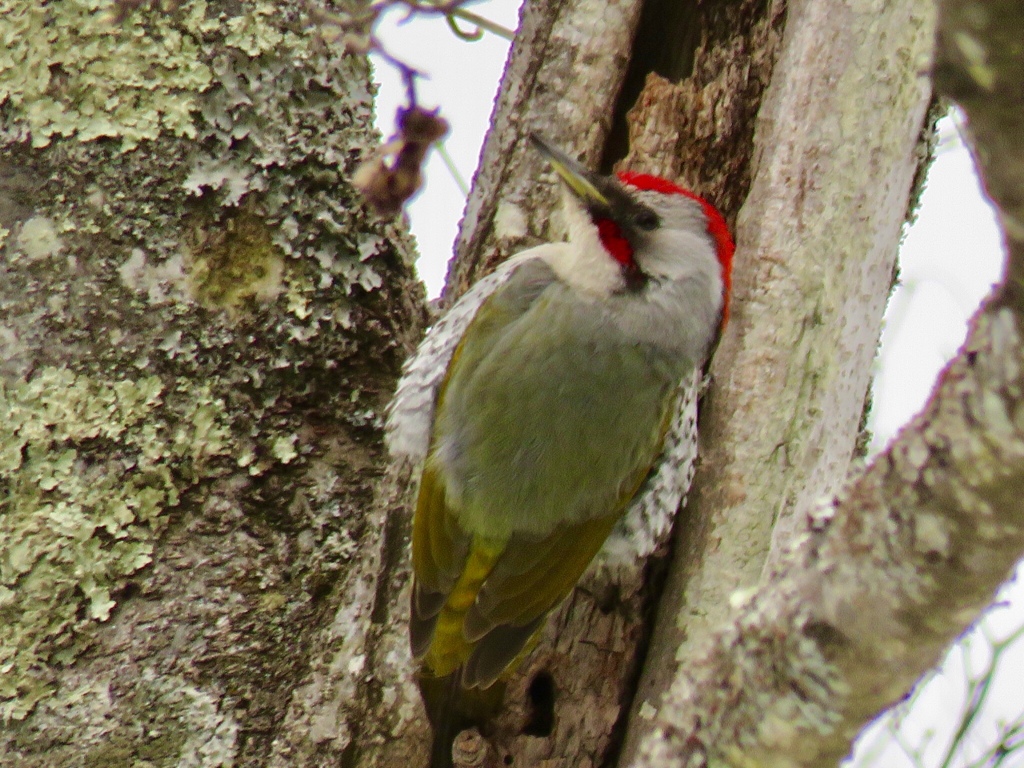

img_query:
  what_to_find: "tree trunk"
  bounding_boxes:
[619,0,937,759]
[625,0,1024,763]
[0,3,426,766]
[414,0,1020,764]
[3,0,1020,766]
[425,1,787,765]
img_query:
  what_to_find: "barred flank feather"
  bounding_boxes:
[388,140,733,768]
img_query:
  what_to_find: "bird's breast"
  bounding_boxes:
[431,284,691,540]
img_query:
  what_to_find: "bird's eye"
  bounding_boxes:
[635,210,659,231]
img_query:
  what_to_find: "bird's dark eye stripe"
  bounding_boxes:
[635,210,659,230]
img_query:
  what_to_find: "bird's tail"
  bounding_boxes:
[418,672,505,768]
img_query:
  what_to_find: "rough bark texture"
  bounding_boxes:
[429,1,787,766]
[4,0,1015,766]
[442,0,646,304]
[0,3,427,766]
[619,0,938,759]
[615,2,787,225]
[607,0,793,760]
[629,0,1024,764]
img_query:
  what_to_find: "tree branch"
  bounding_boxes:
[631,0,1024,764]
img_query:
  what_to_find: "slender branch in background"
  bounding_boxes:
[394,0,516,40]
[434,140,469,197]
[306,0,509,214]
[947,622,1024,768]
[851,598,1024,768]
[443,6,515,41]
[307,0,512,106]
[370,39,424,109]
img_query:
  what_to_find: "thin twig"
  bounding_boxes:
[434,140,469,196]
[444,6,514,40]
[370,36,424,107]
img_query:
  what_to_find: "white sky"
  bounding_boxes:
[871,117,1004,451]
[372,5,1020,765]
[371,0,522,297]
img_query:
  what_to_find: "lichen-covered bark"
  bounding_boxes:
[0,2,426,765]
[634,311,1024,768]
[619,0,937,759]
[414,1,785,766]
[630,0,1024,764]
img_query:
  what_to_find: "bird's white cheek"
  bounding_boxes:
[542,235,624,298]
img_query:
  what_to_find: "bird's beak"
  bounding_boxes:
[530,134,610,208]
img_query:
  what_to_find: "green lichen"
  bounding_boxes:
[82,672,238,768]
[270,434,298,464]
[185,211,285,309]
[12,215,64,262]
[0,367,231,721]
[0,0,419,751]
[0,0,217,150]
[0,0,392,326]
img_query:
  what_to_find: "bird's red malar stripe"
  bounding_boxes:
[618,171,735,327]
[595,218,634,268]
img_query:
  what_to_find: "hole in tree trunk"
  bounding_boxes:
[522,671,556,737]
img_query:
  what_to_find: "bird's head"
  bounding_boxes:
[531,135,735,326]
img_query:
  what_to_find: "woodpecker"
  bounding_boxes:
[386,135,734,767]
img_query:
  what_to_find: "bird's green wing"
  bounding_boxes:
[411,449,659,688]
[409,256,678,688]
[411,469,619,687]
